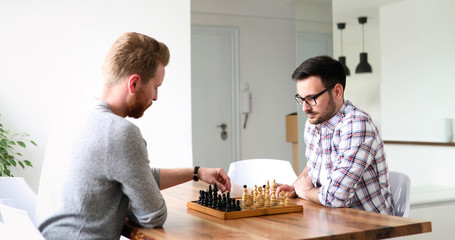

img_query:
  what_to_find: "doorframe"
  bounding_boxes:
[191,25,240,164]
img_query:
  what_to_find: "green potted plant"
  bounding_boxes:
[0,116,37,176]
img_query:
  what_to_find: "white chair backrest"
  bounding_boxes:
[227,159,297,188]
[0,177,37,225]
[0,203,45,240]
[389,171,411,217]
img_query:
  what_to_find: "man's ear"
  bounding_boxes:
[334,83,344,98]
[127,74,142,94]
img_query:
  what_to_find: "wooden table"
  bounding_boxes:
[123,181,432,240]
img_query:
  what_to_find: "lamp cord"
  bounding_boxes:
[362,24,365,52]
[340,29,344,56]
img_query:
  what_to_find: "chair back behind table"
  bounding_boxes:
[227,159,297,188]
[389,171,411,217]
[0,177,37,224]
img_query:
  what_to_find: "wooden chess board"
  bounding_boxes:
[187,199,303,220]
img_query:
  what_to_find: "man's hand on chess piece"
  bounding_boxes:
[198,168,232,192]
[275,184,297,199]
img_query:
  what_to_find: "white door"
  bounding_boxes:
[191,25,240,172]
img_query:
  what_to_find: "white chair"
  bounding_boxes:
[227,159,298,188]
[389,171,411,217]
[0,203,45,240]
[0,177,37,225]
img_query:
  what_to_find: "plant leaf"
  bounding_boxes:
[17,141,26,148]
[24,160,33,167]
[30,140,37,146]
[16,152,23,156]
[10,159,16,167]
[9,141,17,145]
[18,161,25,169]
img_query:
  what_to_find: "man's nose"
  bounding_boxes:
[302,102,312,111]
[153,91,158,101]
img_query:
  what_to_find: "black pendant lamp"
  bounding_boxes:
[355,17,372,73]
[337,23,350,76]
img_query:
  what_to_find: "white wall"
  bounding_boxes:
[332,1,383,129]
[381,0,455,142]
[0,0,192,192]
[381,0,455,187]
[192,0,297,162]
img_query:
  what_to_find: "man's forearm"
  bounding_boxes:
[305,187,321,204]
[159,168,193,190]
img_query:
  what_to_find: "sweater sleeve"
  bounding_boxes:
[107,122,167,227]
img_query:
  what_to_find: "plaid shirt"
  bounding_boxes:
[304,100,394,215]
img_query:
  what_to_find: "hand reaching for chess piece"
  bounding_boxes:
[275,184,297,199]
[198,167,232,192]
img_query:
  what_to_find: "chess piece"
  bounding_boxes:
[248,190,254,207]
[279,191,285,206]
[226,198,232,212]
[242,185,248,206]
[271,180,277,195]
[213,183,218,194]
[264,193,271,208]
[271,192,277,205]
[284,192,291,206]
[270,179,277,205]
[255,193,263,208]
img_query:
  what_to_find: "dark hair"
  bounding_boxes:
[291,55,346,90]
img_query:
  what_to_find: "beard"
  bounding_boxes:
[127,90,152,119]
[306,94,336,125]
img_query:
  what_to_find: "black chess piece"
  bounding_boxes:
[199,190,206,205]
[213,183,218,194]
[236,200,241,211]
[225,198,232,212]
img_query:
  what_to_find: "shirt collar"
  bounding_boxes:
[320,100,350,131]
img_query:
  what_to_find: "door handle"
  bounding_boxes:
[217,123,227,140]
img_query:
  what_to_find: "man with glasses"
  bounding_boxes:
[277,56,394,215]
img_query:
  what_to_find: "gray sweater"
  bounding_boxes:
[36,99,167,240]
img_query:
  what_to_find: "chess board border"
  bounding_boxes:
[187,200,303,220]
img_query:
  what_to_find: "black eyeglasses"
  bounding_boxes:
[294,85,335,106]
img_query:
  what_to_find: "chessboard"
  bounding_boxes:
[187,180,303,220]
